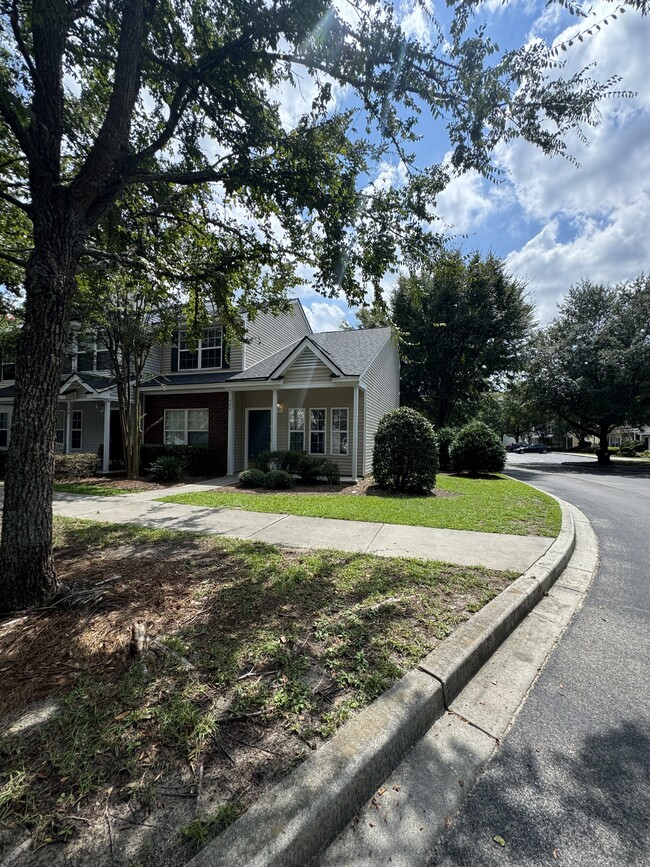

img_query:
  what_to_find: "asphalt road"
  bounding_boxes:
[428,453,650,867]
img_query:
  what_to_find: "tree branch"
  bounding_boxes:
[0,188,31,213]
[70,0,146,216]
[0,250,28,268]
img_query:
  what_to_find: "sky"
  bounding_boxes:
[294,0,650,333]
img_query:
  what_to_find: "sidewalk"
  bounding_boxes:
[50,480,553,572]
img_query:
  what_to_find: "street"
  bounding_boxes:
[429,453,650,866]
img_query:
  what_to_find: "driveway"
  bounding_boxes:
[429,453,650,865]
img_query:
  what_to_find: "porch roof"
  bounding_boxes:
[228,327,392,382]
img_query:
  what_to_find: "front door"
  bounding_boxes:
[109,409,125,469]
[247,409,271,465]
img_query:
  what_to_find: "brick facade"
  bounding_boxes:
[144,392,228,474]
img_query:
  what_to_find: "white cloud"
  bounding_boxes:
[471,3,650,321]
[304,301,350,332]
[435,166,511,234]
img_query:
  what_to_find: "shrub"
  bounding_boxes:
[148,455,188,483]
[54,453,97,479]
[249,450,272,472]
[140,444,212,476]
[436,427,458,471]
[618,439,645,456]
[373,407,438,492]
[238,468,267,488]
[268,450,306,474]
[263,469,295,489]
[319,459,340,485]
[450,421,506,476]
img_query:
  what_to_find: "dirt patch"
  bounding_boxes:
[56,475,215,492]
[0,520,513,866]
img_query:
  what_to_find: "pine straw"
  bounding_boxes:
[0,540,214,717]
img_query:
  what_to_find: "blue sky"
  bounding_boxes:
[293,1,650,332]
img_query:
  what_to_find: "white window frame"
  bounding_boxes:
[71,409,83,451]
[0,409,11,449]
[309,408,326,455]
[330,407,349,456]
[288,408,305,452]
[164,408,209,446]
[178,326,223,371]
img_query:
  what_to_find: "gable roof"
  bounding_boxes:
[228,327,392,382]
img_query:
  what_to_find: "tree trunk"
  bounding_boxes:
[596,423,611,466]
[0,222,79,612]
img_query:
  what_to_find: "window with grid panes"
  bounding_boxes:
[309,408,326,454]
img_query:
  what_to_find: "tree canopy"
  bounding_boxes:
[392,250,534,427]
[526,277,650,464]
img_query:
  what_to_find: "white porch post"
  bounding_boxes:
[271,388,278,451]
[102,400,111,472]
[227,392,235,475]
[352,385,359,480]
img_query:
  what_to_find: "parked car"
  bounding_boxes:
[506,441,527,452]
[515,443,551,454]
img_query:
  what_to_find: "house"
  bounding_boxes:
[0,300,400,480]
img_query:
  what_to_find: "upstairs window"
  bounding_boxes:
[0,410,10,448]
[0,350,15,381]
[65,333,111,374]
[178,327,223,370]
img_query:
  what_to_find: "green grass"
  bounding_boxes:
[160,474,560,537]
[53,482,134,496]
[1,518,515,851]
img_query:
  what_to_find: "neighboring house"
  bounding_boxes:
[0,300,400,480]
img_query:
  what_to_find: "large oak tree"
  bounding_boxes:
[526,277,650,465]
[0,0,643,610]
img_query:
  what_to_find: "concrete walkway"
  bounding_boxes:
[50,479,553,572]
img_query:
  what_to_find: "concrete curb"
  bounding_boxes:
[185,501,575,867]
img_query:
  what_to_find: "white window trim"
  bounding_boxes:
[330,407,349,456]
[71,409,83,451]
[178,326,224,371]
[0,408,11,449]
[288,407,305,452]
[65,334,111,374]
[164,408,209,446]
[308,407,327,455]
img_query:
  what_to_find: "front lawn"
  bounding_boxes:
[161,474,560,537]
[0,518,515,864]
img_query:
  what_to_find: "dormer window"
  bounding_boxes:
[178,327,223,370]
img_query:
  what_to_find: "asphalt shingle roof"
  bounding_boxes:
[143,371,235,388]
[228,327,392,381]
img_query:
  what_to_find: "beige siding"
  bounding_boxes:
[360,335,400,476]
[232,386,361,478]
[245,303,311,369]
[281,347,334,385]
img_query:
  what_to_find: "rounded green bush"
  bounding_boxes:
[319,459,340,485]
[263,469,295,489]
[238,468,267,488]
[450,421,506,476]
[372,407,438,492]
